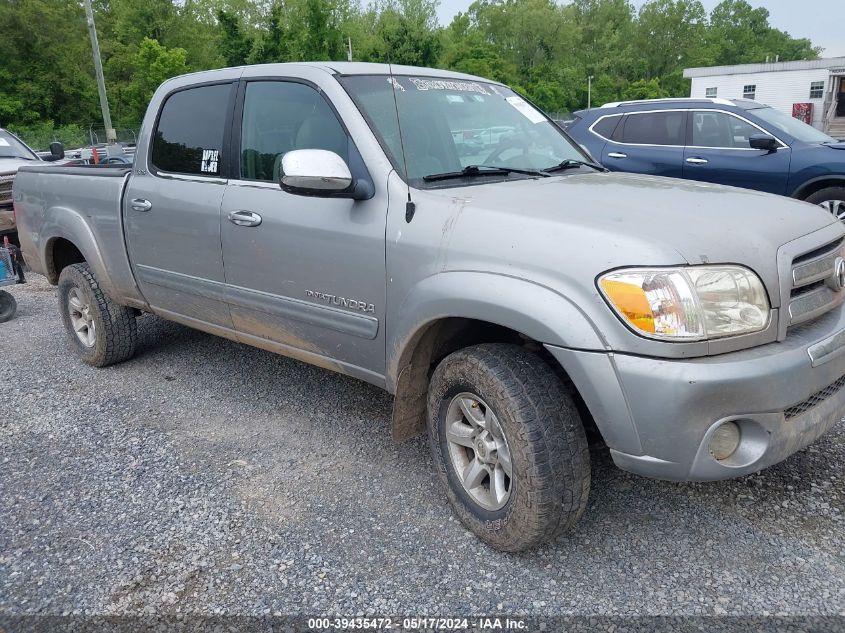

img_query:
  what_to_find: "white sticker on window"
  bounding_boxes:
[0,139,9,146]
[506,96,546,124]
[409,77,490,95]
[200,149,219,173]
[387,77,405,92]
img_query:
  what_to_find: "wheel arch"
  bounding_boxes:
[41,207,111,294]
[791,175,845,201]
[387,272,606,440]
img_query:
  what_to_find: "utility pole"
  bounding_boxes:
[347,37,353,62]
[587,75,594,110]
[83,0,116,144]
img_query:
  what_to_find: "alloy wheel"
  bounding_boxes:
[67,287,96,347]
[445,392,513,511]
[820,199,845,222]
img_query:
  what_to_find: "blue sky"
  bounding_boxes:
[435,0,845,58]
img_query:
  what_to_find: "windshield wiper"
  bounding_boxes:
[423,164,549,182]
[543,158,606,173]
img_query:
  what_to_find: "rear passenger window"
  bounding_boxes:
[619,111,685,146]
[592,115,622,140]
[151,83,233,176]
[240,81,349,182]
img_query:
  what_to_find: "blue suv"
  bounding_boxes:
[565,98,845,219]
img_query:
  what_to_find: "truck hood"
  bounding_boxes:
[0,157,38,174]
[421,171,841,306]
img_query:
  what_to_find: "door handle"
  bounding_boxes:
[228,210,262,227]
[685,157,709,165]
[607,152,627,159]
[130,198,152,212]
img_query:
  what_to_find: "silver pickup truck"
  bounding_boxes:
[14,63,845,551]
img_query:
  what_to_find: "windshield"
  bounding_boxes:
[752,107,835,144]
[0,130,37,160]
[339,75,587,187]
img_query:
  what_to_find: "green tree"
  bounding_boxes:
[124,38,189,122]
[218,9,252,65]
[708,0,819,65]
[621,77,669,100]
[634,0,710,79]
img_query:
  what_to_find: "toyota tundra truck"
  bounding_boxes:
[13,63,845,551]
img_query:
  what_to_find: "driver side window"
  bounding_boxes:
[240,81,349,182]
[691,111,761,149]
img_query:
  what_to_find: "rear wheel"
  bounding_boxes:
[806,186,845,222]
[427,343,590,551]
[58,263,137,367]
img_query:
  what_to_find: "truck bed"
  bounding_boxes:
[13,163,144,307]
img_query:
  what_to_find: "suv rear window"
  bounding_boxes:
[619,111,685,146]
[591,115,622,140]
[151,83,233,176]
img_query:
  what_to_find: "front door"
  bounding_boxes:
[220,79,387,380]
[682,110,791,195]
[125,81,236,328]
[600,110,686,178]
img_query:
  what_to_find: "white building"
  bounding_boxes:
[684,57,845,137]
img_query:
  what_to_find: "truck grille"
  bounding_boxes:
[784,372,845,419]
[787,238,845,328]
[0,172,13,208]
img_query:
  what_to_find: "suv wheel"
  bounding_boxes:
[58,263,137,367]
[806,187,845,222]
[427,343,590,551]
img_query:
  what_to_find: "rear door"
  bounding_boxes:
[600,110,686,178]
[682,110,791,194]
[124,81,237,328]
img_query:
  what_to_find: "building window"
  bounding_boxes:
[810,81,825,99]
[705,87,718,98]
[743,84,756,100]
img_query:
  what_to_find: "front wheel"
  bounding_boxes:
[427,343,590,551]
[58,263,137,367]
[806,186,845,222]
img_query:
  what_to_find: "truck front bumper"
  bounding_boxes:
[545,307,845,481]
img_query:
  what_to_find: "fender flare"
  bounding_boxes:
[41,206,114,296]
[386,271,608,440]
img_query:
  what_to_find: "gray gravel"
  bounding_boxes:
[2,274,845,618]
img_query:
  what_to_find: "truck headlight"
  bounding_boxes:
[598,266,770,341]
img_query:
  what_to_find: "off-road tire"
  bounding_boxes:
[805,186,845,221]
[427,343,590,551]
[0,290,16,322]
[58,263,137,367]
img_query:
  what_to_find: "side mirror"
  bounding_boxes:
[749,134,779,152]
[280,150,353,196]
[49,141,65,160]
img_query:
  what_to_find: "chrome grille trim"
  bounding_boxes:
[0,172,13,207]
[793,250,841,286]
[788,239,845,328]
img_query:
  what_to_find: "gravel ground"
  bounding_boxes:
[2,274,845,619]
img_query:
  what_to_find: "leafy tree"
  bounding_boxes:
[0,0,827,131]
[622,77,669,100]
[124,38,189,122]
[634,0,711,79]
[218,9,252,65]
[709,0,819,65]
